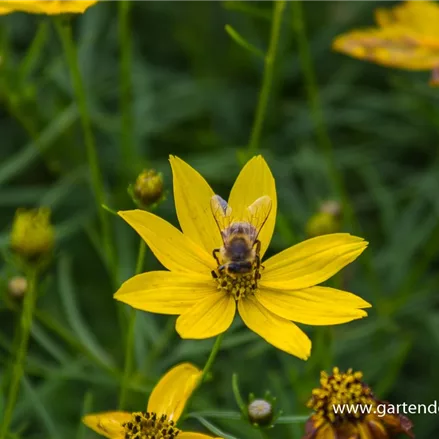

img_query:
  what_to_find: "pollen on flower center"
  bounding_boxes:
[214,271,258,301]
[122,412,180,439]
[307,367,376,425]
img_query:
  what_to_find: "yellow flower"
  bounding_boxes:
[10,207,55,261]
[332,0,439,86]
[303,367,414,439]
[83,363,219,439]
[115,156,370,360]
[0,0,97,15]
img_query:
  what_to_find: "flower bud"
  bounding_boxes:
[10,208,54,263]
[248,399,274,427]
[132,169,164,207]
[8,276,28,300]
[306,200,341,238]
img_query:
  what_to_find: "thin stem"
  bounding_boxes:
[135,241,146,275]
[199,333,224,384]
[118,0,135,179]
[247,0,286,156]
[291,1,352,221]
[118,240,147,409]
[180,333,225,422]
[291,1,380,295]
[0,270,38,439]
[54,19,116,274]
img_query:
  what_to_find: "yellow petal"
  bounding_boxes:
[118,210,214,274]
[0,1,97,15]
[170,156,222,254]
[317,423,337,439]
[238,296,311,359]
[147,363,202,422]
[261,234,367,290]
[228,156,276,257]
[114,271,216,315]
[332,28,439,70]
[176,292,236,339]
[179,433,220,439]
[82,412,131,439]
[357,423,373,439]
[255,286,370,326]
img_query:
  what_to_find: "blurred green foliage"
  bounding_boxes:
[1,1,439,438]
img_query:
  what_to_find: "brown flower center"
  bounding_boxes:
[214,271,259,301]
[307,367,376,425]
[123,412,180,439]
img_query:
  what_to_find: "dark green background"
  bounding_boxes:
[0,1,438,438]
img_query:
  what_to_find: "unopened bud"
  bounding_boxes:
[10,208,54,263]
[320,200,341,217]
[248,399,273,427]
[132,169,164,207]
[8,276,28,300]
[306,200,341,238]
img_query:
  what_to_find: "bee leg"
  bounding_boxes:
[211,270,218,279]
[212,248,221,266]
[253,240,262,269]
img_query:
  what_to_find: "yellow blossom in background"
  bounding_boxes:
[303,367,414,439]
[10,208,54,261]
[332,0,439,87]
[83,363,220,439]
[0,0,98,15]
[115,156,371,360]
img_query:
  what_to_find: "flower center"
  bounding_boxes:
[307,368,376,425]
[214,270,259,301]
[123,412,180,439]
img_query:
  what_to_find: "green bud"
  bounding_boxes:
[10,208,54,264]
[306,200,341,237]
[132,169,164,208]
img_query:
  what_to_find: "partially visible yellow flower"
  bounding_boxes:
[0,0,98,15]
[332,0,439,86]
[303,367,414,439]
[10,208,54,261]
[114,156,371,360]
[83,363,220,439]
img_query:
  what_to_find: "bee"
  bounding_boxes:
[210,194,272,280]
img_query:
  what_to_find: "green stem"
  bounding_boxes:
[199,333,224,384]
[180,333,225,422]
[291,1,352,220]
[135,241,146,275]
[54,19,116,274]
[247,0,286,156]
[118,240,147,409]
[118,0,135,179]
[0,270,38,439]
[291,1,380,296]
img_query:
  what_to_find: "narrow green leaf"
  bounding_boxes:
[188,415,240,439]
[21,377,60,439]
[276,415,310,424]
[57,255,114,369]
[186,411,242,421]
[31,322,69,364]
[0,104,77,185]
[224,25,265,59]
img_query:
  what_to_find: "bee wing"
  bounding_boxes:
[245,195,272,242]
[210,195,234,235]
